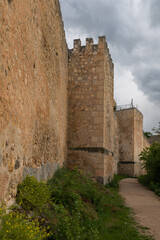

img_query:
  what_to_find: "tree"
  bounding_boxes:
[143,131,152,139]
[140,142,160,183]
[152,122,160,135]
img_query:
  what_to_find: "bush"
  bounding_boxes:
[139,175,160,197]
[139,142,160,183]
[16,171,99,240]
[138,175,151,187]
[0,207,49,240]
[16,176,51,212]
[139,142,160,196]
[48,168,103,210]
[48,169,99,240]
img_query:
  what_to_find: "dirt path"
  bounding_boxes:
[119,178,160,240]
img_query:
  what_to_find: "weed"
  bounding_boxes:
[0,207,49,240]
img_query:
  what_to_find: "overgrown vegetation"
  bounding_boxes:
[0,169,154,239]
[139,142,160,196]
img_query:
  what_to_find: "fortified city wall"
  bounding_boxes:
[0,0,68,202]
[0,0,150,203]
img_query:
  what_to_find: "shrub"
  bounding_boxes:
[139,175,160,197]
[16,171,99,240]
[48,169,99,240]
[139,142,160,196]
[16,176,51,211]
[138,175,151,187]
[139,142,160,183]
[0,207,49,240]
[48,168,104,210]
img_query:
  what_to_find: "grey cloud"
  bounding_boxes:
[134,68,160,103]
[60,0,142,51]
[59,0,160,128]
[149,0,160,27]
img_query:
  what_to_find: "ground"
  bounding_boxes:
[120,178,160,240]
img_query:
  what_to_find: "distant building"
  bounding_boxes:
[149,135,160,144]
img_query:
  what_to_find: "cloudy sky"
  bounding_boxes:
[59,0,160,132]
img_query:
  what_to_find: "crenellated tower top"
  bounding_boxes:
[69,36,113,68]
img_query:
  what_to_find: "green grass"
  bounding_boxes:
[0,169,154,239]
[98,181,153,240]
[44,170,154,239]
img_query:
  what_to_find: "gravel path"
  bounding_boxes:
[119,178,160,240]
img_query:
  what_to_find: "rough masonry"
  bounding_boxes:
[68,37,119,184]
[116,108,150,176]
[68,38,150,183]
[0,0,68,202]
[0,0,150,202]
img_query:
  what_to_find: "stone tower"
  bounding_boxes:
[67,37,119,184]
[116,108,145,177]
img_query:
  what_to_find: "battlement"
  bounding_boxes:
[69,36,113,65]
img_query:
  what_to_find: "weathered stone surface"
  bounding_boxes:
[0,169,9,201]
[143,136,150,149]
[116,109,135,164]
[23,162,59,181]
[0,0,68,201]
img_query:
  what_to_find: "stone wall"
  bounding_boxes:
[68,37,119,184]
[116,109,134,160]
[103,44,119,179]
[0,0,68,202]
[0,0,149,201]
[134,109,143,176]
[142,135,150,175]
[116,108,144,177]
[143,136,150,149]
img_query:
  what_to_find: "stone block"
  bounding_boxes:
[97,91,104,99]
[96,67,104,73]
[99,73,105,80]
[96,142,104,147]
[91,137,98,143]
[99,61,104,67]
[98,86,104,91]
[95,169,104,177]
[98,111,104,117]
[94,130,103,137]
[94,117,103,124]
[91,111,98,117]
[93,80,98,85]
[96,105,104,111]
[97,80,104,86]
[93,55,104,61]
